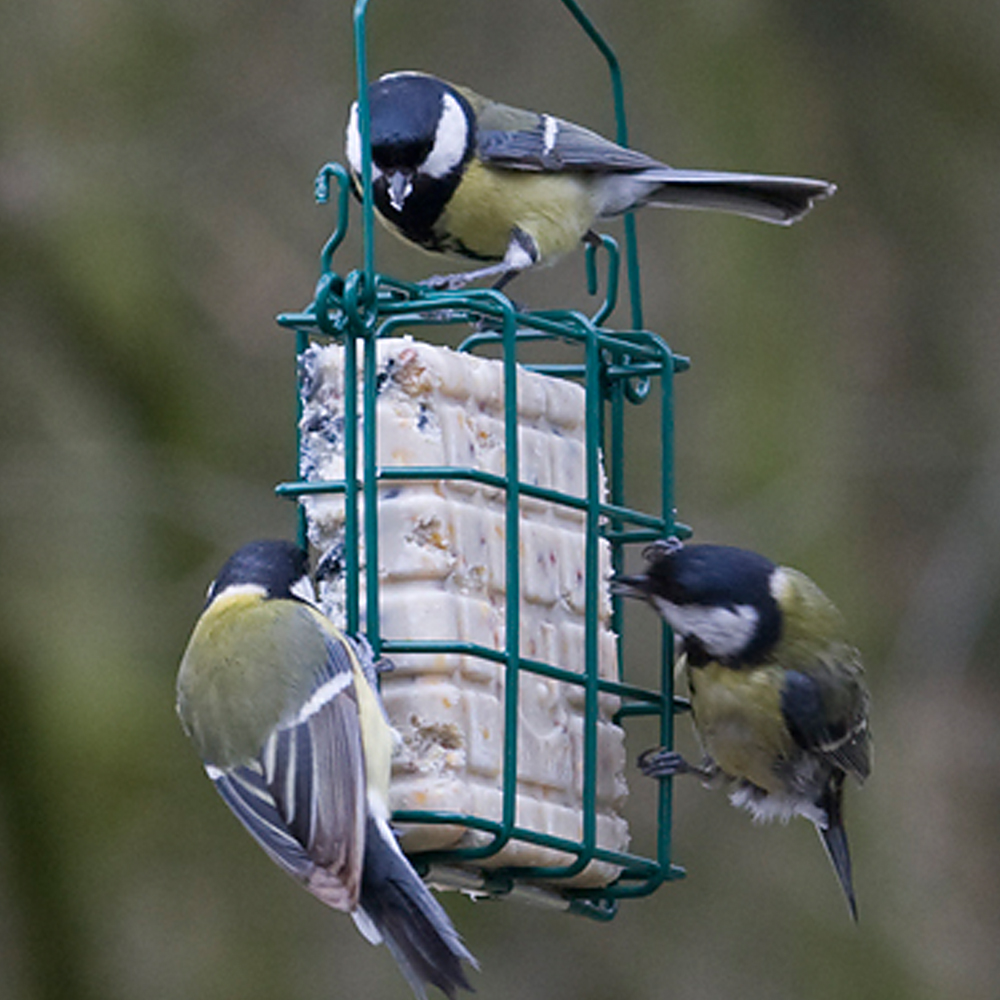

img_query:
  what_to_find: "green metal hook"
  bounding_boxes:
[585,232,620,326]
[559,0,645,331]
[315,162,353,275]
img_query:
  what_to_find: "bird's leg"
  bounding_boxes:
[638,747,719,784]
[421,227,538,293]
[422,260,514,292]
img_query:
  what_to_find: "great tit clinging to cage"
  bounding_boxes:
[344,71,836,290]
[176,540,476,999]
[614,539,871,920]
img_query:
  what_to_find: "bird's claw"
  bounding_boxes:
[421,272,476,292]
[637,747,691,778]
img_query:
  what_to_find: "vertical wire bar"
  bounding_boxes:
[608,364,626,678]
[352,0,376,289]
[656,347,677,872]
[343,330,360,635]
[295,329,309,550]
[621,221,643,333]
[363,331,380,653]
[582,321,603,864]
[501,304,521,843]
[344,0,372,638]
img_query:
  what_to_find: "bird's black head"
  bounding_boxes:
[367,73,459,170]
[345,72,475,251]
[208,540,312,604]
[641,541,776,607]
[616,541,782,666]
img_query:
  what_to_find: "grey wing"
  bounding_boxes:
[474,95,835,225]
[211,632,369,911]
[477,113,663,173]
[780,664,871,784]
[212,762,315,881]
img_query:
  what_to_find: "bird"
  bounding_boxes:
[613,538,871,920]
[175,539,476,999]
[344,70,836,290]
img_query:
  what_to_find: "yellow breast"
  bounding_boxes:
[440,161,597,263]
[687,661,796,794]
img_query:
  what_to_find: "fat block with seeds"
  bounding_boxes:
[299,337,628,889]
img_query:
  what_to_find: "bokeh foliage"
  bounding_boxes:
[2,2,999,999]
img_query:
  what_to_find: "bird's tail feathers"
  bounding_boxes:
[359,816,476,1000]
[633,169,835,225]
[815,773,858,922]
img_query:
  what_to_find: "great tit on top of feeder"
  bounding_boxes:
[176,539,476,999]
[345,71,836,290]
[613,539,871,920]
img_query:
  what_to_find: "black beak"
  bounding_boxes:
[610,574,652,599]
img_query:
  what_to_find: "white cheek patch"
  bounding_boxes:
[346,105,383,181]
[345,102,361,174]
[422,91,469,179]
[649,597,759,660]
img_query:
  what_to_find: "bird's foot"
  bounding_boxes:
[638,748,719,784]
[421,271,478,292]
[421,259,518,292]
[638,747,692,778]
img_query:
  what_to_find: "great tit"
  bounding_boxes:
[345,71,836,290]
[614,539,871,920]
[176,540,476,999]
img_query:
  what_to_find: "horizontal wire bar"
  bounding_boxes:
[393,809,666,878]
[277,283,684,368]
[276,471,672,532]
[378,640,667,705]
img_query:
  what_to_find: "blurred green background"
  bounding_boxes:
[2,1,998,998]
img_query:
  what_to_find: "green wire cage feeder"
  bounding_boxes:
[274,0,688,921]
